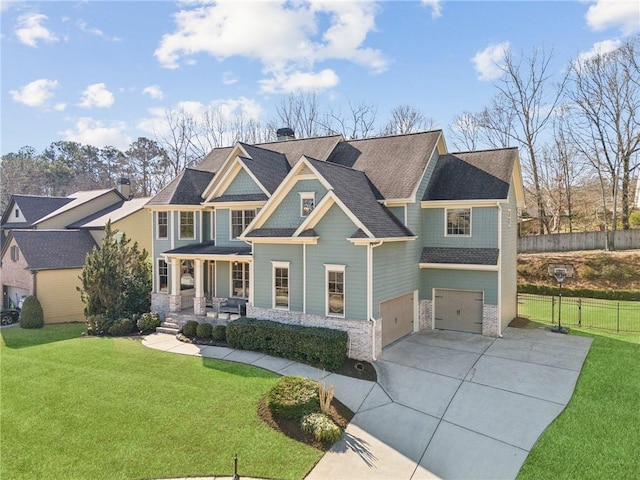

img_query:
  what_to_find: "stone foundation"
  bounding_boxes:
[169,294,181,312]
[151,293,169,318]
[419,299,433,330]
[482,304,500,337]
[193,296,206,315]
[247,306,379,361]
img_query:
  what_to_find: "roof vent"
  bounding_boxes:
[276,127,295,141]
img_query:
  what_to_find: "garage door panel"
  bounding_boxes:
[434,289,482,334]
[381,293,414,347]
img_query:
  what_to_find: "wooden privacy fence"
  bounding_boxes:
[518,230,640,252]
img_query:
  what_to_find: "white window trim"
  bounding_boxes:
[445,208,472,237]
[507,208,512,227]
[325,264,346,318]
[178,211,196,240]
[156,211,169,240]
[299,192,316,217]
[230,261,250,299]
[157,258,168,293]
[229,209,256,240]
[272,261,290,310]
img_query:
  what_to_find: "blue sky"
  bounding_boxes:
[1,0,638,155]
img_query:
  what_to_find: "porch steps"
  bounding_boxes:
[156,321,180,335]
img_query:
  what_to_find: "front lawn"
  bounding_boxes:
[517,331,640,479]
[0,324,322,480]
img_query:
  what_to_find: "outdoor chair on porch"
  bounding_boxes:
[218,297,247,316]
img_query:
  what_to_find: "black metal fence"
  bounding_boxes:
[517,293,640,333]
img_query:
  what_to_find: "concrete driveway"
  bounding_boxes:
[308,327,592,480]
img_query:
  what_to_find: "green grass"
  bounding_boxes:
[1,324,322,480]
[518,294,640,332]
[517,330,640,479]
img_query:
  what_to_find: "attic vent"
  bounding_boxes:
[277,127,295,141]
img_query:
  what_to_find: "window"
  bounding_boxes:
[446,208,471,236]
[273,262,289,309]
[326,265,345,317]
[15,208,19,218]
[179,211,194,239]
[10,245,19,262]
[507,209,512,227]
[157,211,168,239]
[180,260,194,290]
[231,210,256,239]
[158,259,168,292]
[300,192,315,217]
[232,262,250,298]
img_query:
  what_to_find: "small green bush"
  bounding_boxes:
[227,318,348,370]
[108,318,135,336]
[267,376,320,419]
[86,314,110,335]
[19,295,44,329]
[196,322,213,338]
[301,412,342,444]
[182,320,198,337]
[137,312,160,333]
[212,325,227,341]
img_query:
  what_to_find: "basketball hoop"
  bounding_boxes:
[547,263,575,334]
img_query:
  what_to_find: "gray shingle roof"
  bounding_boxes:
[238,143,291,194]
[420,247,499,265]
[1,195,72,226]
[211,193,268,203]
[163,242,251,256]
[11,229,97,270]
[197,135,342,172]
[308,158,414,238]
[147,168,215,205]
[245,228,297,238]
[423,148,517,201]
[326,131,441,200]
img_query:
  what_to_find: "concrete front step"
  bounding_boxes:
[161,321,180,329]
[156,326,180,335]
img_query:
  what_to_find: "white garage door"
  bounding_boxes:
[381,292,414,347]
[434,289,483,334]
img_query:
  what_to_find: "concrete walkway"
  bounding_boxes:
[143,326,592,480]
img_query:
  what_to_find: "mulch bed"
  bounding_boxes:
[256,395,354,451]
[509,317,532,328]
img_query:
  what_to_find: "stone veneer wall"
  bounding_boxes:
[151,293,169,319]
[247,306,380,361]
[419,299,433,330]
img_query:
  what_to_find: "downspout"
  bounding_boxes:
[303,243,307,314]
[497,202,503,336]
[368,240,383,361]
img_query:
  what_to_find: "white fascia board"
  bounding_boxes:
[379,199,411,207]
[293,192,336,236]
[202,160,244,203]
[349,236,417,246]
[420,200,502,209]
[147,205,203,211]
[201,144,249,201]
[163,252,252,262]
[419,262,499,271]
[408,130,445,203]
[239,236,318,245]
[207,201,266,210]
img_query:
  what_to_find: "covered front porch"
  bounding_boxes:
[153,242,252,317]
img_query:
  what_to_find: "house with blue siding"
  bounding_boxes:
[146,130,525,361]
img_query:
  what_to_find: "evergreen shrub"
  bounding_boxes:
[212,325,227,341]
[19,295,44,329]
[301,413,342,443]
[137,312,160,333]
[182,320,198,337]
[267,376,320,419]
[196,322,213,338]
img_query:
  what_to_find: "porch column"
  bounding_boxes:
[169,258,181,312]
[193,258,206,316]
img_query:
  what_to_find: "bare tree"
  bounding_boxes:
[449,111,481,151]
[489,48,568,234]
[154,108,201,177]
[321,100,378,139]
[381,104,435,136]
[567,38,640,248]
[275,92,321,138]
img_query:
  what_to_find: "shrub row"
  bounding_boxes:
[86,312,160,336]
[518,283,640,301]
[227,318,348,371]
[181,320,226,341]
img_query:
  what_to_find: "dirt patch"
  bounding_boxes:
[518,249,640,290]
[333,357,377,382]
[257,395,354,451]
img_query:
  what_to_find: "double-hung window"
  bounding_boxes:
[325,265,345,317]
[10,245,19,262]
[273,262,289,309]
[180,260,194,290]
[179,211,195,239]
[446,208,471,236]
[157,211,168,239]
[300,192,315,217]
[231,210,256,239]
[158,259,168,292]
[232,262,250,298]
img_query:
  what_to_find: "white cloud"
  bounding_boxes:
[143,85,164,100]
[53,102,66,112]
[61,118,131,150]
[577,38,623,64]
[472,42,510,81]
[421,0,442,19]
[259,69,339,94]
[154,1,386,91]
[222,71,238,86]
[79,83,114,108]
[586,0,640,35]
[15,12,59,47]
[10,78,59,107]
[76,19,121,41]
[1,0,22,12]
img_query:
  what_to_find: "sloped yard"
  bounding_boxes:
[0,324,322,480]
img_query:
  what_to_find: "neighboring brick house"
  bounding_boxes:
[0,180,151,322]
[147,130,525,360]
